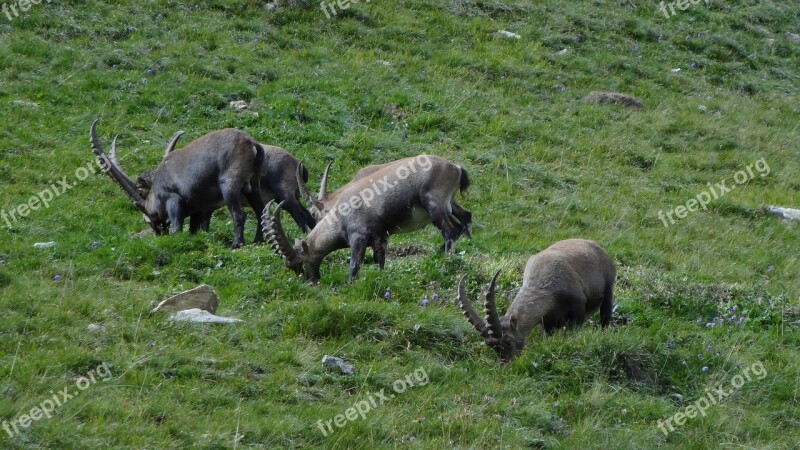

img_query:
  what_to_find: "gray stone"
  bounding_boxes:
[152,285,219,314]
[168,308,242,324]
[322,355,355,375]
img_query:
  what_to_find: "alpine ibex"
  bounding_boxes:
[90,120,267,248]
[164,134,316,233]
[459,239,616,363]
[263,154,471,281]
[295,157,473,267]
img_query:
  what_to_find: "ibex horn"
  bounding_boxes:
[458,275,489,338]
[296,163,325,221]
[483,270,504,339]
[262,200,304,275]
[89,119,147,214]
[318,159,334,201]
[162,130,185,160]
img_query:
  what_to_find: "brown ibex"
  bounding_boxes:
[459,239,616,363]
[90,119,267,249]
[295,158,473,267]
[165,134,316,233]
[262,154,471,281]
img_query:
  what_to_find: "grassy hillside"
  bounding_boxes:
[1,0,799,448]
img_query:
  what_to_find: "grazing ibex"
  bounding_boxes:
[263,154,471,281]
[89,120,267,248]
[459,239,616,363]
[295,158,473,267]
[165,134,316,233]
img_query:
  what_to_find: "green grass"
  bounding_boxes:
[1,0,799,448]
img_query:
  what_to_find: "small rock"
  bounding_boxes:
[556,48,569,55]
[786,32,800,43]
[376,60,391,66]
[152,284,220,314]
[12,100,39,108]
[322,355,355,375]
[34,242,56,249]
[131,229,154,239]
[87,323,104,332]
[230,100,248,111]
[494,30,521,40]
[168,308,242,324]
[671,68,681,73]
[765,205,800,222]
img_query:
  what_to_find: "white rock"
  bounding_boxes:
[33,242,56,249]
[494,30,521,40]
[556,48,569,55]
[12,100,39,108]
[87,323,104,332]
[230,100,248,111]
[766,205,800,222]
[152,284,220,314]
[169,308,242,324]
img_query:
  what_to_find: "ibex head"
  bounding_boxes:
[89,120,169,235]
[459,271,525,364]
[261,200,323,281]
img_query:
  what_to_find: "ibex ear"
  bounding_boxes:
[301,240,310,255]
[509,315,518,332]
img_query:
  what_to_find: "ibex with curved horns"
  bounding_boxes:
[164,134,316,233]
[263,154,471,281]
[89,119,267,248]
[295,158,473,267]
[459,239,615,363]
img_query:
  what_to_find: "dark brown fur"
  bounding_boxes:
[90,120,266,248]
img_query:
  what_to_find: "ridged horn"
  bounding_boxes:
[296,163,325,221]
[484,270,504,339]
[89,119,147,213]
[262,200,304,275]
[458,275,489,338]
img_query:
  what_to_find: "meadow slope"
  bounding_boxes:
[1,0,799,448]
